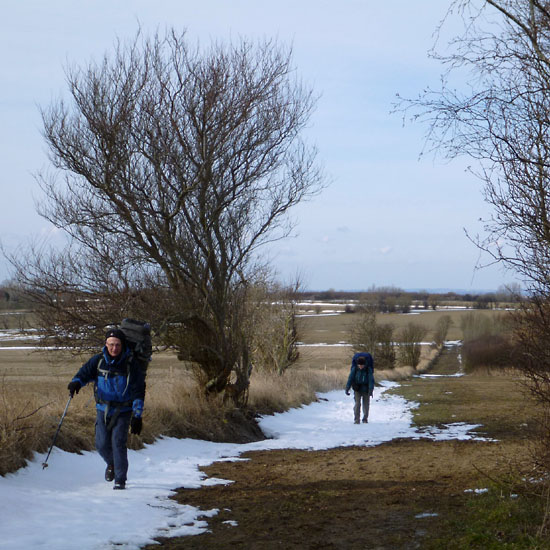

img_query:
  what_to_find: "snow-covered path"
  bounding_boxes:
[0,382,486,550]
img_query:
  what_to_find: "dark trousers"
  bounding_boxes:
[353,391,370,423]
[95,409,131,483]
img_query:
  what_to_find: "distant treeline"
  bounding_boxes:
[297,285,522,313]
[1,281,521,313]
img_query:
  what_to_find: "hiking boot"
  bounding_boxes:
[354,420,360,424]
[362,419,368,423]
[105,464,115,482]
[113,481,126,490]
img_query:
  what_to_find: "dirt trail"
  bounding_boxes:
[145,349,532,549]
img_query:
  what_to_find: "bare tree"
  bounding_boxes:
[398,322,427,368]
[7,29,324,405]
[400,0,550,293]
[433,314,453,347]
[399,0,550,475]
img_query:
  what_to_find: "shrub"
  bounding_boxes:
[398,322,427,368]
[461,334,515,371]
[460,312,514,371]
[433,315,452,347]
[375,323,397,369]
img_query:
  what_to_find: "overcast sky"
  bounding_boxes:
[0,1,514,292]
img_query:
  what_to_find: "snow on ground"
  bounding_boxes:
[0,382,490,550]
[0,329,40,342]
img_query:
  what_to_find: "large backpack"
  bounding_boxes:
[120,318,152,376]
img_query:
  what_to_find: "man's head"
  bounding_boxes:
[357,356,366,368]
[105,328,126,358]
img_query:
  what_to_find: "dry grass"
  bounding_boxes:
[0,384,51,473]
[0,381,95,475]
[249,366,347,414]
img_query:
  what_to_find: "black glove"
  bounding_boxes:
[130,416,143,435]
[345,390,350,396]
[68,380,81,397]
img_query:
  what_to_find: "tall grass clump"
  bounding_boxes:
[249,367,346,414]
[460,312,514,372]
[0,387,50,475]
[0,382,95,476]
[142,375,263,443]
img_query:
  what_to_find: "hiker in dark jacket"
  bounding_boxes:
[67,328,145,490]
[345,352,374,424]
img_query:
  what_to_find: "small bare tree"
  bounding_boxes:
[433,314,452,347]
[398,322,427,368]
[7,29,324,405]
[249,281,300,375]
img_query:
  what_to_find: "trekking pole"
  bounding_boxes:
[42,395,72,469]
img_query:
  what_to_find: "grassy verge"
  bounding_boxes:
[390,346,549,548]
[425,481,550,549]
[390,347,537,441]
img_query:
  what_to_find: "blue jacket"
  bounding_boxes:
[71,346,145,417]
[346,352,374,396]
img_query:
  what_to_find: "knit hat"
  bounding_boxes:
[105,328,126,344]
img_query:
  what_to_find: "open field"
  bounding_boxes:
[0,307,495,396]
[296,307,507,345]
[0,305,498,376]
[0,306,512,419]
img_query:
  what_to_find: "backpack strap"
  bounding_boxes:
[95,356,131,403]
[97,357,128,378]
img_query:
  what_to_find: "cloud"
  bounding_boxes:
[378,246,392,255]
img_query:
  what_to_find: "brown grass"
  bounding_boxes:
[0,381,95,475]
[249,367,347,414]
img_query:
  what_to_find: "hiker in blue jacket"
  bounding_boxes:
[345,352,374,424]
[67,328,145,490]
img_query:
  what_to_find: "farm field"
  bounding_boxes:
[296,307,500,344]
[294,307,508,372]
